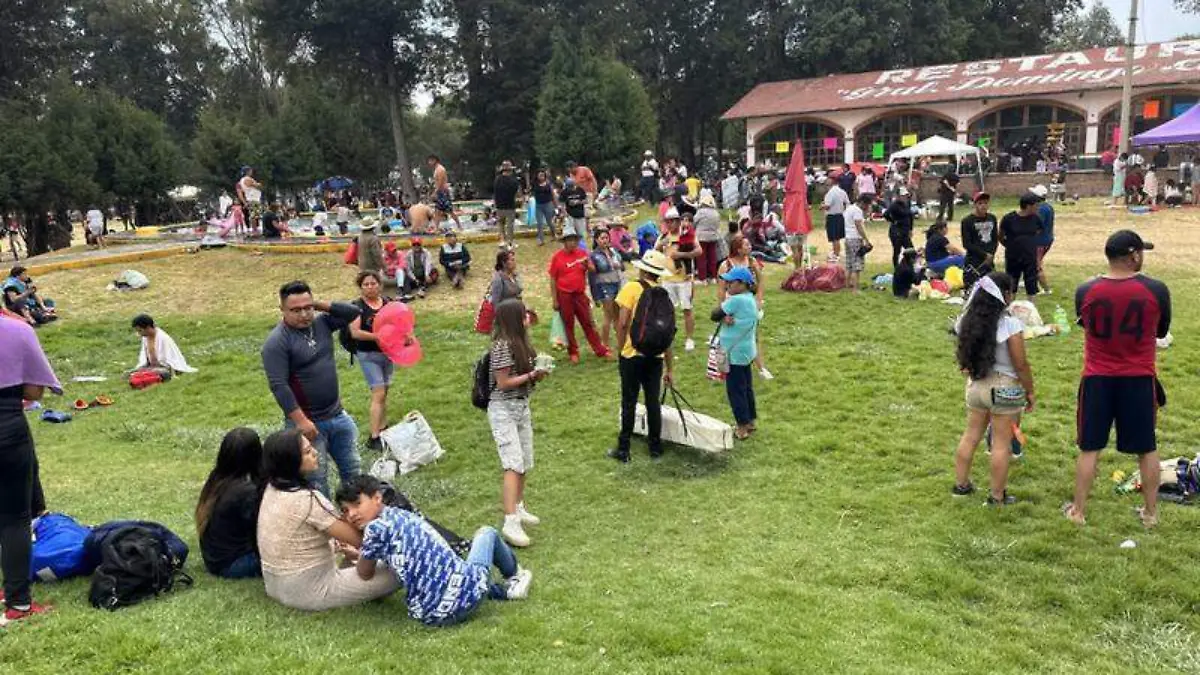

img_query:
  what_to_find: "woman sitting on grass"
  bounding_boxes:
[256,429,397,610]
[951,272,1035,506]
[923,220,965,274]
[196,428,264,579]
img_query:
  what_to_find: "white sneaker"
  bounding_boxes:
[517,502,540,526]
[501,516,530,548]
[506,567,533,600]
[759,367,775,380]
[685,338,696,351]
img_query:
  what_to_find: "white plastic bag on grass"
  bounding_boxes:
[369,457,398,481]
[381,411,444,474]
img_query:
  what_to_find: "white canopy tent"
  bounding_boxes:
[888,135,985,191]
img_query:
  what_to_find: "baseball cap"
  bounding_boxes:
[720,267,755,285]
[973,191,991,202]
[897,187,910,196]
[663,207,680,220]
[1018,192,1040,208]
[411,237,423,246]
[1029,184,1048,198]
[1104,230,1154,258]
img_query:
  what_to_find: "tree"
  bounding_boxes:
[1052,2,1125,51]
[1176,0,1200,13]
[254,0,431,200]
[535,35,655,181]
[0,0,71,98]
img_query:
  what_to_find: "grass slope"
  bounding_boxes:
[4,203,1200,674]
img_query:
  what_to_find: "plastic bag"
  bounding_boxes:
[550,312,568,349]
[381,411,444,475]
[369,457,398,482]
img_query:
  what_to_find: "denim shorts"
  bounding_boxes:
[358,351,394,389]
[592,282,620,303]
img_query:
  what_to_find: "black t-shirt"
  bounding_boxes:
[1154,150,1170,169]
[262,211,281,239]
[961,213,999,266]
[1000,211,1042,256]
[563,186,587,217]
[493,174,520,210]
[926,233,950,262]
[200,479,261,574]
[532,181,554,205]
[354,297,389,353]
[893,264,917,297]
[940,172,960,196]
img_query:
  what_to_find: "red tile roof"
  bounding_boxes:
[723,42,1200,120]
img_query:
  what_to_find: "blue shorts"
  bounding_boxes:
[435,190,453,214]
[592,282,620,303]
[358,351,394,389]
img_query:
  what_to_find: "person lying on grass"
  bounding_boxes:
[336,475,532,627]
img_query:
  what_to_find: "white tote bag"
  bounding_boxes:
[380,411,444,475]
[629,387,734,453]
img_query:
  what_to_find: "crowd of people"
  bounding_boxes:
[0,140,1181,634]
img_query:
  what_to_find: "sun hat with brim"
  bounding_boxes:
[632,250,671,277]
[664,207,681,220]
[720,266,755,286]
[699,193,717,208]
[1105,229,1154,258]
[360,218,378,230]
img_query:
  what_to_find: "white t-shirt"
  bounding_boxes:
[238,176,261,204]
[843,205,865,240]
[991,314,1026,378]
[641,159,659,177]
[86,209,104,233]
[336,206,350,223]
[823,185,849,215]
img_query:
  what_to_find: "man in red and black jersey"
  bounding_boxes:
[1066,230,1170,527]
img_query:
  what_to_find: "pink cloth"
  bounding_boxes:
[0,315,61,393]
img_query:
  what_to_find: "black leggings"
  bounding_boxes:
[937,194,955,222]
[889,230,913,268]
[1,411,42,610]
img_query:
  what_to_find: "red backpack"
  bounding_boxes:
[129,370,163,390]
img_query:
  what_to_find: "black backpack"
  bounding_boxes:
[630,281,676,357]
[88,525,193,611]
[379,482,471,558]
[471,351,492,410]
[337,298,367,364]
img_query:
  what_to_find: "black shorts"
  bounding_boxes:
[825,214,845,242]
[1076,376,1159,454]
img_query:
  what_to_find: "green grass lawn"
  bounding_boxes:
[5,213,1200,673]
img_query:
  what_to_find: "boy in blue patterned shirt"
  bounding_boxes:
[337,476,532,626]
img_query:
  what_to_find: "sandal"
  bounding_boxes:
[93,395,114,406]
[1136,506,1158,529]
[1061,502,1086,526]
[734,427,752,440]
[72,398,90,411]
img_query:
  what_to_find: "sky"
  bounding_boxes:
[1099,0,1200,42]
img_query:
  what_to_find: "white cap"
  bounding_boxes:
[664,207,680,220]
[1029,184,1048,198]
[644,150,654,157]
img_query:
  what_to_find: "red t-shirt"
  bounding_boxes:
[548,248,590,294]
[1075,275,1171,377]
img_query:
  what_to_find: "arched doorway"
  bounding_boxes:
[753,119,843,169]
[1100,91,1199,152]
[854,112,954,164]
[967,102,1086,165]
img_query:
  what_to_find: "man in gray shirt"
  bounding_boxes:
[261,280,362,496]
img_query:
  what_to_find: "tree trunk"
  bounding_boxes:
[716,123,725,167]
[385,60,417,202]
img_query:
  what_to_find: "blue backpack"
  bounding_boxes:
[30,513,94,581]
[83,520,189,571]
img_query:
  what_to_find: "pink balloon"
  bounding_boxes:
[375,301,414,337]
[384,336,422,367]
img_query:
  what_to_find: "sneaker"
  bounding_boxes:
[501,517,530,548]
[985,492,1017,507]
[506,567,533,600]
[951,482,976,496]
[517,502,540,527]
[606,448,630,463]
[1,602,51,627]
[685,338,696,352]
[366,436,383,451]
[417,289,426,299]
[759,367,775,380]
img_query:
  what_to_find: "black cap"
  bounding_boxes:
[1018,192,1040,208]
[1104,229,1154,259]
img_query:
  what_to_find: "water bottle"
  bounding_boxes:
[1054,305,1070,335]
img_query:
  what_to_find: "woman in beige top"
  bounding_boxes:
[256,429,397,610]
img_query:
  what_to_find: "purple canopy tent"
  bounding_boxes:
[1132,103,1200,146]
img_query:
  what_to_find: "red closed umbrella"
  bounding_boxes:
[783,142,813,236]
